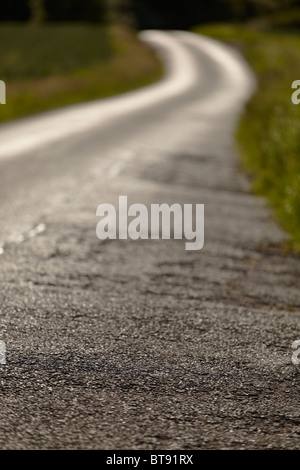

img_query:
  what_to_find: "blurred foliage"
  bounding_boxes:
[0,0,107,23]
[0,23,113,80]
[105,0,134,26]
[43,0,106,23]
[195,23,300,251]
[29,0,46,23]
[129,0,297,29]
[249,5,300,29]
[0,0,299,28]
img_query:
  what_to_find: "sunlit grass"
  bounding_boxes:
[194,23,300,252]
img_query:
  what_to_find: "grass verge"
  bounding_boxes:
[194,23,300,252]
[0,23,163,123]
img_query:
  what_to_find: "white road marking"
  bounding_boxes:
[106,150,135,179]
[0,223,46,255]
[27,223,46,238]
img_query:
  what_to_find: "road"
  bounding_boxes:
[0,31,299,450]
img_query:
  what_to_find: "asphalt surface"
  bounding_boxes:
[0,31,299,450]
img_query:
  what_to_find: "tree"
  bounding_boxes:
[105,0,135,26]
[29,0,46,23]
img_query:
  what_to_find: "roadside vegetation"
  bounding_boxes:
[195,18,300,252]
[0,23,162,123]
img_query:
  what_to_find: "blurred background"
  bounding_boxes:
[0,0,299,29]
[1,0,300,249]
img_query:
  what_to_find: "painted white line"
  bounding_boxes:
[12,223,46,243]
[106,150,135,179]
[15,234,25,244]
[27,223,46,238]
[0,223,46,255]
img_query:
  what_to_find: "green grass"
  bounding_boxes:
[194,23,300,252]
[0,23,162,123]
